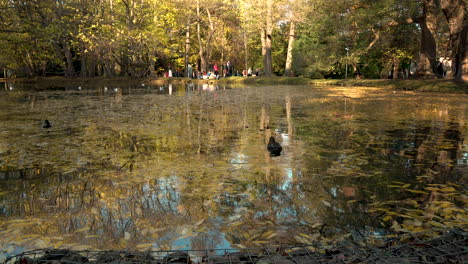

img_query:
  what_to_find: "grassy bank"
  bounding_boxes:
[217,76,467,92]
[314,79,467,93]
[4,76,466,93]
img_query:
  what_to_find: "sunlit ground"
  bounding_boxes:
[0,82,466,254]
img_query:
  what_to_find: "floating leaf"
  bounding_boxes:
[383,216,392,221]
[429,221,446,228]
[136,243,154,250]
[404,189,429,194]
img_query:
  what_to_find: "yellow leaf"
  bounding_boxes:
[76,227,88,232]
[404,189,429,194]
[383,216,392,221]
[71,245,91,251]
[54,241,64,248]
[311,223,322,228]
[262,230,274,238]
[440,187,456,193]
[391,181,406,185]
[235,244,247,248]
[429,221,446,228]
[402,184,411,188]
[136,243,154,250]
[266,232,278,239]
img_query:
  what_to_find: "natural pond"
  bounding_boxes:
[0,81,466,253]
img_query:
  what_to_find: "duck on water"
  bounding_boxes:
[267,136,282,156]
[43,120,51,128]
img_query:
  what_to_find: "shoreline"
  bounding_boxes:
[1,76,466,93]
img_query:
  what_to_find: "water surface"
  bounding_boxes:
[0,81,466,251]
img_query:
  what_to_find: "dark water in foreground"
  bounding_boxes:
[0,81,466,252]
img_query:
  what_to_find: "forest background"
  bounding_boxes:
[0,0,466,83]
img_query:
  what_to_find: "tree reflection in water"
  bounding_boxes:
[0,83,466,251]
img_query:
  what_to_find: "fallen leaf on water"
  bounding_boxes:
[194,219,204,226]
[265,232,278,239]
[311,223,322,228]
[136,243,154,250]
[76,227,88,232]
[71,245,92,251]
[404,189,429,194]
[430,221,446,228]
[84,235,100,238]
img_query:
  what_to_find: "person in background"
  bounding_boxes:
[213,63,219,78]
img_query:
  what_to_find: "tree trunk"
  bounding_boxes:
[261,0,273,76]
[261,31,273,76]
[284,21,296,76]
[440,0,467,82]
[243,28,248,72]
[63,41,75,77]
[393,59,400,79]
[80,52,87,78]
[416,0,438,78]
[88,53,96,77]
[185,22,190,77]
[196,0,207,72]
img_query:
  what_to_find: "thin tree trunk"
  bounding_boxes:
[261,30,267,74]
[440,0,467,82]
[284,21,296,76]
[393,59,400,79]
[185,21,190,77]
[243,28,248,71]
[261,0,273,76]
[416,0,438,78]
[205,7,215,66]
[196,0,207,72]
[63,41,75,77]
[80,52,87,78]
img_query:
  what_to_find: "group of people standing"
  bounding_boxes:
[188,60,235,79]
[164,60,259,79]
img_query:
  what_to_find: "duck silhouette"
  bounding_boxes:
[43,120,52,128]
[267,136,282,156]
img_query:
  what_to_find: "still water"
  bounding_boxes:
[0,81,466,252]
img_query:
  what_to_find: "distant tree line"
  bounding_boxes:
[0,0,466,82]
